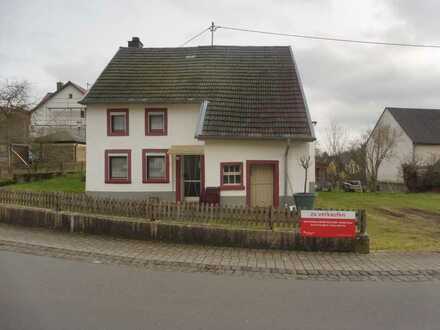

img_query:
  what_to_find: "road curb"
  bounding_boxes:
[1,239,439,282]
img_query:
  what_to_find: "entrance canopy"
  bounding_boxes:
[168,145,204,155]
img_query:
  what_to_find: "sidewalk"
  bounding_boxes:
[1,223,439,281]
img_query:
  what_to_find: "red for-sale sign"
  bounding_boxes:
[300,210,357,238]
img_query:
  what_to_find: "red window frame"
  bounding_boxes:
[107,109,129,136]
[220,162,244,190]
[104,149,131,184]
[145,108,167,136]
[142,149,170,183]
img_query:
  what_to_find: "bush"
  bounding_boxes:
[0,179,15,187]
[402,160,440,192]
[402,163,419,192]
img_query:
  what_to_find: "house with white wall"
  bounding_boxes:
[31,81,87,139]
[368,107,440,186]
[80,37,316,207]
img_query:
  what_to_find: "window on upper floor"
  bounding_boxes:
[142,149,169,183]
[107,109,129,136]
[145,108,167,136]
[68,93,73,99]
[80,110,85,118]
[220,162,244,190]
[105,149,131,184]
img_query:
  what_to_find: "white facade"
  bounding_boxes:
[86,103,202,193]
[369,109,440,184]
[31,83,86,138]
[371,109,413,183]
[414,144,440,163]
[86,102,315,206]
[204,139,314,198]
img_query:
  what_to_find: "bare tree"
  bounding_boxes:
[299,155,312,193]
[325,120,348,157]
[0,80,30,112]
[345,135,367,183]
[365,125,399,191]
[0,80,32,174]
[324,120,349,186]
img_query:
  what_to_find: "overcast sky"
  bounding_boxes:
[1,0,439,140]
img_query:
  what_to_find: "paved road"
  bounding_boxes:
[1,251,439,330]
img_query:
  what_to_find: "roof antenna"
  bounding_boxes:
[209,22,217,46]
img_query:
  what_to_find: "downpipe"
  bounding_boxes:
[284,139,291,208]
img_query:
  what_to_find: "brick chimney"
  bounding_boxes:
[128,37,143,48]
[56,81,63,91]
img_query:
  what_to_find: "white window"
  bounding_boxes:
[110,156,128,179]
[143,149,169,183]
[221,163,243,189]
[105,150,131,184]
[107,109,128,136]
[145,109,167,135]
[148,155,166,179]
[111,114,126,131]
[149,113,164,130]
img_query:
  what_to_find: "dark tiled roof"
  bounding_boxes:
[82,46,314,139]
[32,81,86,112]
[387,107,440,145]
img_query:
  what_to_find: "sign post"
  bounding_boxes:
[300,210,357,238]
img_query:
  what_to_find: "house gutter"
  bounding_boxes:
[284,138,291,206]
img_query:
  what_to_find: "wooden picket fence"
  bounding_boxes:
[0,190,367,233]
[0,190,299,230]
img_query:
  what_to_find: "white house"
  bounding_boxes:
[80,37,316,207]
[368,107,440,185]
[31,81,87,139]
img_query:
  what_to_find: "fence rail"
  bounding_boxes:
[0,190,366,233]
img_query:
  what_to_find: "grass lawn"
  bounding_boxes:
[7,173,85,193]
[317,192,440,252]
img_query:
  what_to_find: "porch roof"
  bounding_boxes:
[168,145,204,155]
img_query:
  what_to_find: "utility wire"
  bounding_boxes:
[179,27,211,47]
[217,25,440,49]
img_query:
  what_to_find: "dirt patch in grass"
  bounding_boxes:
[401,208,440,222]
[374,208,406,219]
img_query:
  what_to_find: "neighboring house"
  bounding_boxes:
[33,129,86,164]
[31,81,87,139]
[80,38,316,207]
[0,108,31,178]
[368,107,440,185]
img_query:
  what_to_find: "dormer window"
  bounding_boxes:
[145,108,167,136]
[107,109,129,136]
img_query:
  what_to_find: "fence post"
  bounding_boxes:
[360,209,367,235]
[267,207,273,230]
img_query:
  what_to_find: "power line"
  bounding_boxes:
[217,25,440,49]
[179,26,211,47]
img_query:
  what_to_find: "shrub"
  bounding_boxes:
[402,160,440,192]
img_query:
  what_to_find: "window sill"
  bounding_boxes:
[105,179,131,184]
[143,178,170,184]
[108,131,128,136]
[220,184,245,191]
[145,130,167,136]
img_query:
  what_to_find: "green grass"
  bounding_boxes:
[8,173,85,193]
[317,192,440,252]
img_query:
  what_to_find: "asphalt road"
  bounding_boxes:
[0,251,439,330]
